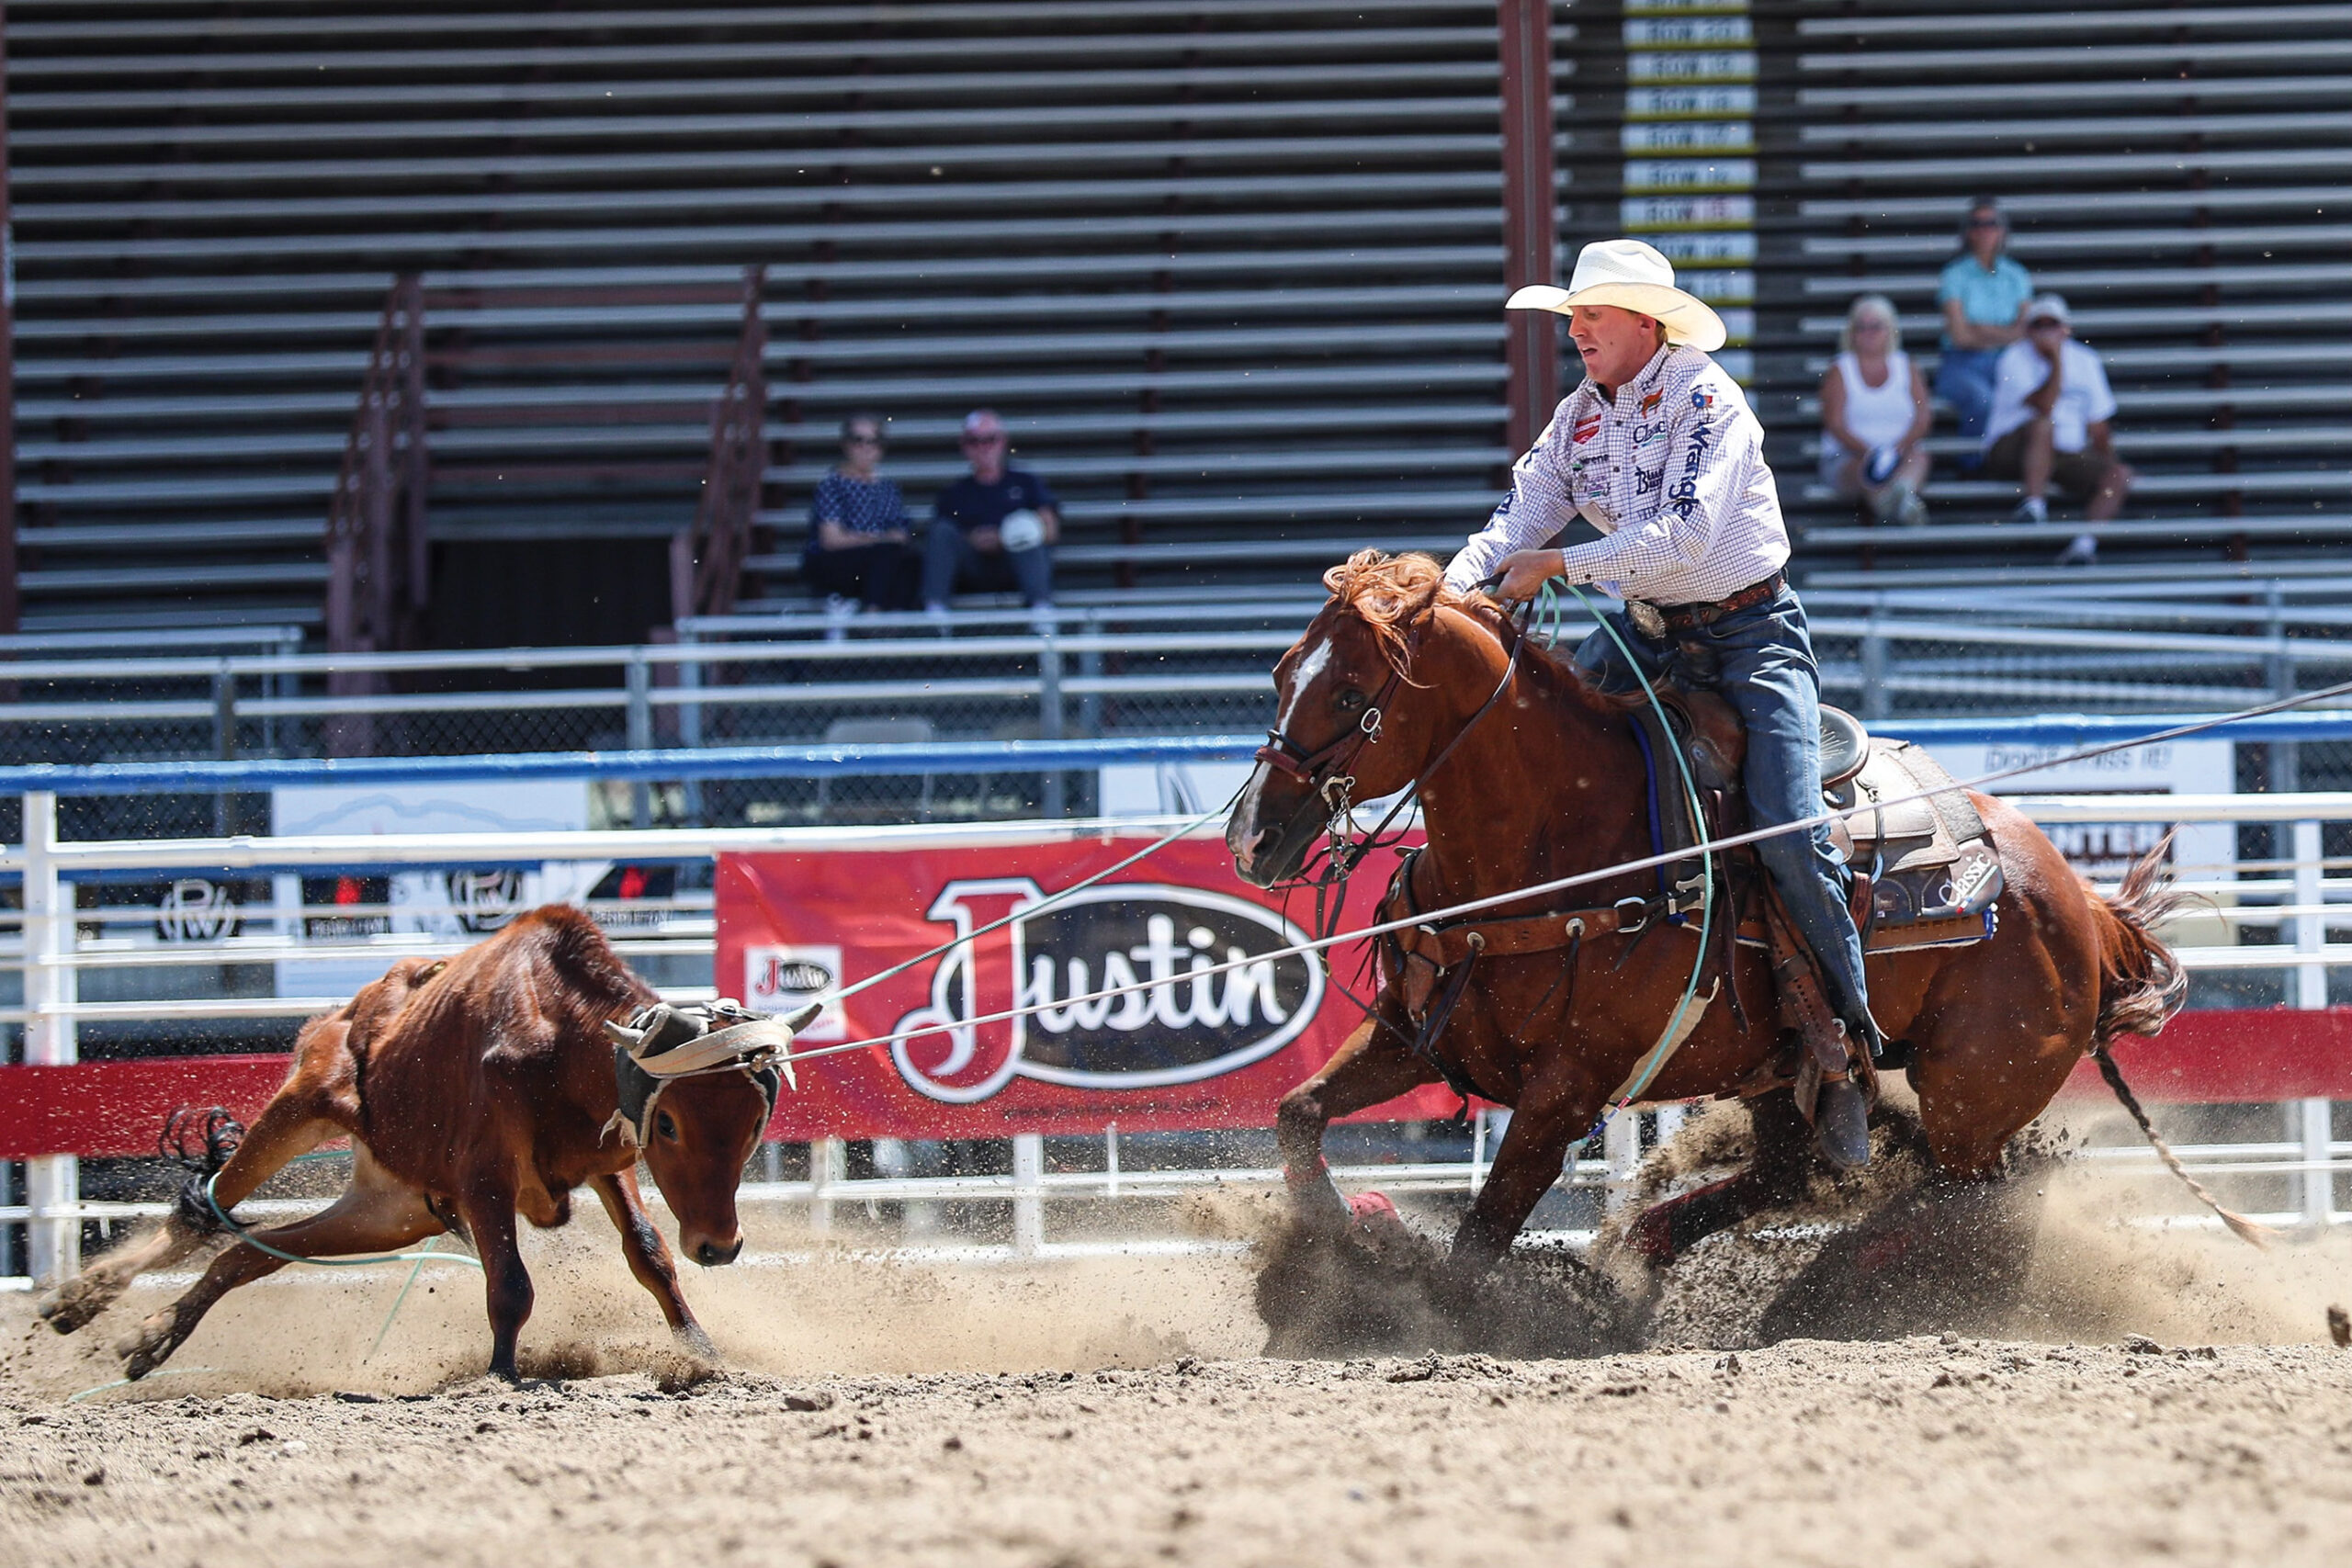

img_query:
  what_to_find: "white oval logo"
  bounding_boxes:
[888,878,1322,1103]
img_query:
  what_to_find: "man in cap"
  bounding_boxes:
[924,408,1059,617]
[1443,238,1877,1169]
[1983,293,2134,566]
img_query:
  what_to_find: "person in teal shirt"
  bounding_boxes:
[1933,198,2033,441]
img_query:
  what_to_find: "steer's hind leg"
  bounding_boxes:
[1276,1008,1439,1232]
[591,1170,716,1360]
[42,1091,344,1335]
[117,1156,440,1382]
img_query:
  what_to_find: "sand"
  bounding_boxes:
[6,1127,2352,1567]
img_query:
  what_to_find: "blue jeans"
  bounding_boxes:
[1932,348,2001,444]
[922,525,1054,608]
[1573,587,1874,1039]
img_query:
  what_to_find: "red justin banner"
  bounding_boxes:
[713,834,1471,1139]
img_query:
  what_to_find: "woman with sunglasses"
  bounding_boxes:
[1933,198,2035,443]
[803,413,922,613]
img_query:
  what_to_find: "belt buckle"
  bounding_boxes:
[1626,601,1668,640]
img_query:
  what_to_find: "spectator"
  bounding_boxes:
[925,408,1057,615]
[1820,294,1932,526]
[1983,293,2134,566]
[802,412,921,612]
[1934,197,2034,442]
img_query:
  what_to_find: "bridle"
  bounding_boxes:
[1251,602,1530,942]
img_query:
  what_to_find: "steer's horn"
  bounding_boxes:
[780,999,824,1034]
[604,1019,644,1050]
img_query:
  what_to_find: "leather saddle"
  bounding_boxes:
[1638,688,2003,954]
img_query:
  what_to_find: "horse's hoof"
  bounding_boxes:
[36,1280,106,1335]
[116,1320,177,1383]
[1815,1080,1872,1171]
[1623,1205,1679,1266]
[674,1323,720,1362]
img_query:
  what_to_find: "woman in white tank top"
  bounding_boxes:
[1821,294,1933,525]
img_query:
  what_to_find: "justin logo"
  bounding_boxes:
[888,878,1322,1103]
[745,943,848,1041]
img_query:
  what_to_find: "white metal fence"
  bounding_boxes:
[4,782,2347,1289]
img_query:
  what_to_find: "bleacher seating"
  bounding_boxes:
[11,0,2352,640]
[1777,0,2352,577]
[6,1,1533,637]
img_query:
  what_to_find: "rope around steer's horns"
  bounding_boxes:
[602,1000,804,1150]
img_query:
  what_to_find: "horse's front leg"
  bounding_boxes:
[1448,1069,1602,1275]
[1277,1004,1438,1232]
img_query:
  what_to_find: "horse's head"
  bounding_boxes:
[1227,549,1483,887]
[605,1003,790,1268]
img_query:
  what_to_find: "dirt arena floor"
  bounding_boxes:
[6,1127,2352,1567]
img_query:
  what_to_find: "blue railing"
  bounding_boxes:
[0,709,2344,798]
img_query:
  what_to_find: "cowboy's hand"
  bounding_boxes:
[1487,548,1566,604]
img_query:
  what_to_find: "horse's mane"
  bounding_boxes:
[1320,548,1634,712]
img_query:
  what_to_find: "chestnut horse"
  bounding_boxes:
[39,906,778,1382]
[1227,552,2194,1275]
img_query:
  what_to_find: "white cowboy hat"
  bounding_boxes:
[1505,239,1728,353]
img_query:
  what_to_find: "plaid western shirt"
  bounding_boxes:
[1443,344,1790,607]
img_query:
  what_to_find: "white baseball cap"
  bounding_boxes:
[2024,293,2072,325]
[1503,239,1728,353]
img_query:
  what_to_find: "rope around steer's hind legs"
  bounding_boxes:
[201,1173,486,1272]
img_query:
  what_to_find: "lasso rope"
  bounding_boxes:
[1546,580,1717,1153]
[201,1173,484,1273]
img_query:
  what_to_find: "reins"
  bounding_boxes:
[1259,602,1532,946]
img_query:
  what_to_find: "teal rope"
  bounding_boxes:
[1541,581,1717,1148]
[69,1366,220,1403]
[204,1173,483,1272]
[364,1237,445,1361]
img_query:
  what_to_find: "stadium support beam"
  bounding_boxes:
[1498,0,1560,459]
[0,5,17,637]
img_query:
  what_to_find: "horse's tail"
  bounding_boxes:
[2085,833,2271,1248]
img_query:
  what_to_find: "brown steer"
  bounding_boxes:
[39,905,779,1382]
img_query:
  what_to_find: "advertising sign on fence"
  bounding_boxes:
[717,835,1464,1139]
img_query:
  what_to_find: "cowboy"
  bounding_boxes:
[1442,239,1877,1168]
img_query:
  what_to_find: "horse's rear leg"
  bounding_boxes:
[117,1157,440,1381]
[591,1170,716,1360]
[1623,1090,1813,1265]
[1276,1011,1439,1231]
[40,1091,341,1335]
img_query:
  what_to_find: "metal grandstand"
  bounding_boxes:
[2,0,2347,645]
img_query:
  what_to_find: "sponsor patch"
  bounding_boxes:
[1573,416,1604,445]
[1639,389,1664,417]
[1634,467,1663,495]
[1690,389,1716,414]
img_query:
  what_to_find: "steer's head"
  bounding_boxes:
[606,1003,792,1269]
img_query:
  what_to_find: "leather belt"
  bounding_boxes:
[1626,570,1786,639]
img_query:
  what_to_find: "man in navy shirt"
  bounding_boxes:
[924,409,1057,613]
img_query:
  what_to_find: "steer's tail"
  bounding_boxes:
[2086,835,2271,1248]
